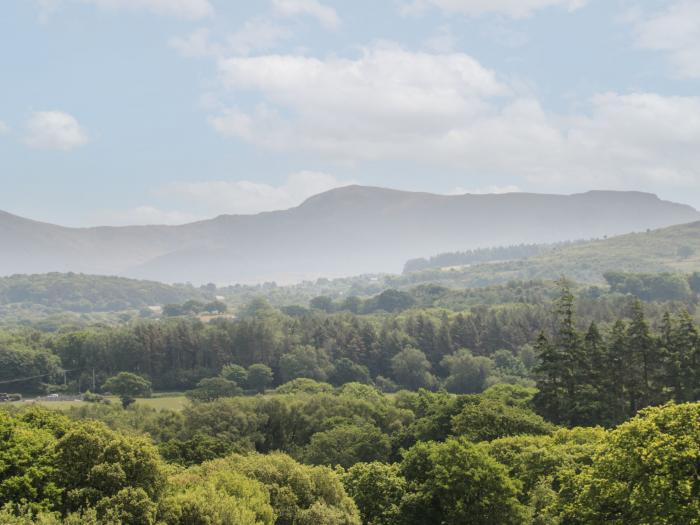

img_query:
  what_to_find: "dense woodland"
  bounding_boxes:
[1,385,699,523]
[3,280,699,420]
[2,275,700,523]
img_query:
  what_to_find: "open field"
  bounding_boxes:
[5,394,188,411]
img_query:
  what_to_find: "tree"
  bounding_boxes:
[303,424,392,468]
[160,460,274,525]
[532,333,566,424]
[0,343,61,394]
[566,403,700,524]
[330,358,371,386]
[624,300,660,413]
[451,397,554,442]
[534,282,584,425]
[310,296,335,312]
[221,452,361,525]
[203,300,228,314]
[95,487,157,525]
[441,349,494,394]
[274,378,334,395]
[343,462,406,525]
[186,377,242,402]
[492,349,528,379]
[102,372,152,408]
[484,427,605,515]
[53,420,165,515]
[398,437,528,524]
[279,345,334,383]
[221,363,248,386]
[0,412,59,508]
[390,347,436,390]
[371,289,415,313]
[246,364,274,393]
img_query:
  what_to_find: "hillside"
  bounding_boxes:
[404,221,700,287]
[0,273,208,312]
[1,186,698,284]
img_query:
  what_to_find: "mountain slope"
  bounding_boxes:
[0,273,208,312]
[1,186,699,284]
[404,220,700,288]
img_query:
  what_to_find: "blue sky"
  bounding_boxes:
[1,0,699,226]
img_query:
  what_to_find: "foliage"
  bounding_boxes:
[279,346,334,383]
[220,364,248,386]
[404,242,572,273]
[442,349,494,394]
[565,403,700,524]
[103,372,152,398]
[0,273,207,313]
[390,348,436,390]
[53,420,165,514]
[534,284,700,427]
[0,412,60,509]
[160,459,274,525]
[604,271,693,301]
[186,377,242,402]
[342,462,406,525]
[398,437,528,524]
[247,364,274,393]
[221,452,361,525]
[0,334,61,394]
[451,397,555,442]
[302,423,391,468]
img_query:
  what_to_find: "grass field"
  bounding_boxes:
[7,394,188,411]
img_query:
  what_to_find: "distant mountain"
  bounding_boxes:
[1,186,698,284]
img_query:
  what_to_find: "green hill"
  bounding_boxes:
[403,221,700,287]
[0,272,209,312]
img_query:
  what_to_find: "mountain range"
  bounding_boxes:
[2,186,699,284]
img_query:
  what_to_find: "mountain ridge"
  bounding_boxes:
[1,186,698,284]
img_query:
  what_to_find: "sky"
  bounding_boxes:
[1,0,699,226]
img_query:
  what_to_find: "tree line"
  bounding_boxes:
[403,241,584,273]
[2,386,699,524]
[534,284,700,426]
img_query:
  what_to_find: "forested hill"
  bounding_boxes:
[1,186,698,284]
[402,220,700,287]
[0,273,208,312]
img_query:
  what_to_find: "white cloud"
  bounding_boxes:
[401,0,586,18]
[634,1,700,78]
[24,111,89,151]
[272,0,340,29]
[164,171,351,216]
[212,44,509,159]
[0,121,9,135]
[207,44,700,193]
[91,206,201,226]
[39,0,213,20]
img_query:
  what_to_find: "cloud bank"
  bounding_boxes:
[207,44,700,193]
